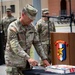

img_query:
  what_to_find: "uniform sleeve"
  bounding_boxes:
[0,18,6,30]
[36,22,42,33]
[33,29,47,60]
[0,18,3,24]
[8,26,30,60]
[36,22,42,42]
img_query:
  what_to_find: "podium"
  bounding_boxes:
[50,32,75,65]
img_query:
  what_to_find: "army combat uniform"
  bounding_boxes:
[5,19,48,75]
[36,18,56,64]
[0,15,16,37]
[0,15,16,50]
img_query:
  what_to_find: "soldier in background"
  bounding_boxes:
[36,8,56,65]
[71,12,75,25]
[5,4,50,75]
[0,7,16,47]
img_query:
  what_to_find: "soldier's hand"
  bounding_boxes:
[42,59,50,67]
[28,58,38,66]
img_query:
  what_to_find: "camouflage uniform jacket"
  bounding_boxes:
[36,18,56,44]
[5,19,47,68]
[0,15,16,36]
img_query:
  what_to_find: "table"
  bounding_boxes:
[22,69,75,75]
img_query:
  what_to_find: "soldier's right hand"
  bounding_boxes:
[28,58,38,66]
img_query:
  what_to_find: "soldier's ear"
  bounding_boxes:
[22,12,25,16]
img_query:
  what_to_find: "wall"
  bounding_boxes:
[48,0,75,16]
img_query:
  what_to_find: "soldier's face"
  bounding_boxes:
[43,13,49,21]
[6,11,12,16]
[23,13,33,25]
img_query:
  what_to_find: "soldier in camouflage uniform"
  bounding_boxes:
[5,4,50,75]
[0,7,16,45]
[36,8,56,65]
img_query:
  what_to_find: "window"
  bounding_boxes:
[10,5,15,13]
[60,0,67,15]
[2,6,6,14]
